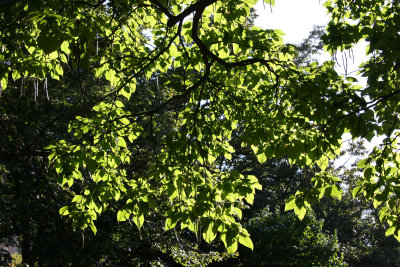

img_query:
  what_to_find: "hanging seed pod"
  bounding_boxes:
[44,77,49,100]
[33,79,36,102]
[20,76,25,97]
[34,78,38,102]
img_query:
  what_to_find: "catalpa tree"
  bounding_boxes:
[0,0,399,253]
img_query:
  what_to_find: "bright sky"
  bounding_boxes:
[254,0,368,78]
[254,0,330,45]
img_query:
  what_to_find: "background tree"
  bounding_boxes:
[314,140,400,266]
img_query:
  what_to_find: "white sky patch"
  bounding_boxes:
[254,0,330,45]
[254,0,369,79]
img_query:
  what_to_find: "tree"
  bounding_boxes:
[0,49,229,265]
[236,211,343,266]
[0,74,100,265]
[1,0,400,254]
[313,140,400,266]
[292,25,325,67]
[323,0,400,242]
[215,136,344,266]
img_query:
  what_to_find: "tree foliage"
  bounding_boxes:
[323,0,400,241]
[1,0,400,255]
[239,211,343,266]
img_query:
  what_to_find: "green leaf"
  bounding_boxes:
[274,29,285,36]
[253,182,262,190]
[364,167,373,180]
[208,153,216,163]
[133,214,144,229]
[346,76,358,82]
[117,209,130,222]
[1,77,8,90]
[386,226,396,236]
[226,240,238,254]
[357,159,367,168]
[232,43,239,54]
[294,206,307,220]
[379,207,388,223]
[352,186,362,198]
[239,234,253,250]
[165,217,178,230]
[60,40,70,54]
[120,117,130,125]
[72,195,83,203]
[37,31,63,54]
[256,152,267,164]
[115,100,124,108]
[117,137,127,148]
[245,193,254,205]
[105,69,117,85]
[373,198,383,208]
[203,222,217,243]
[59,206,69,216]
[169,44,180,57]
[111,188,121,201]
[285,196,296,211]
[12,70,21,80]
[331,184,342,200]
[183,21,192,29]
[120,86,132,100]
[331,176,342,182]
[89,222,97,235]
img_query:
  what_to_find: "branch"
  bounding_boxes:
[190,1,277,69]
[166,0,218,27]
